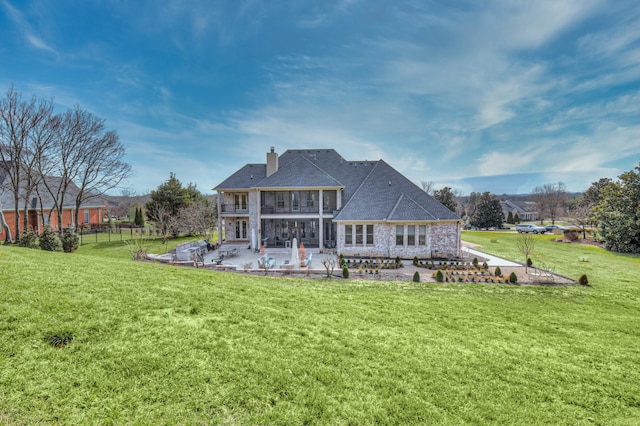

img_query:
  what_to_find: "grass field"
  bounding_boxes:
[1,233,639,424]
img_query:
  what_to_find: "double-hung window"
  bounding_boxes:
[396,225,404,246]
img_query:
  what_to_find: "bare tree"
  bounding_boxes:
[567,197,594,239]
[532,182,567,224]
[20,103,57,234]
[36,106,131,234]
[152,204,179,243]
[178,198,216,238]
[516,232,536,273]
[0,86,53,240]
[321,257,336,277]
[421,180,435,194]
[71,122,131,231]
[0,199,11,243]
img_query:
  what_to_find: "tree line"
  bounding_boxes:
[425,165,640,253]
[0,86,131,243]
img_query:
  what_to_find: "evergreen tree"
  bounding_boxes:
[594,165,640,253]
[433,187,458,213]
[507,211,514,224]
[470,192,504,229]
[514,213,520,223]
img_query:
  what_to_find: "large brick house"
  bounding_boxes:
[214,148,462,258]
[0,173,105,241]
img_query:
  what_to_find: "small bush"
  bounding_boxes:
[526,257,533,268]
[472,257,479,268]
[482,261,488,270]
[61,228,79,253]
[494,266,502,277]
[17,229,39,249]
[39,226,62,252]
[509,272,518,283]
[435,269,444,282]
[564,230,579,241]
[413,256,419,266]
[412,271,420,282]
[578,274,589,285]
[342,266,349,279]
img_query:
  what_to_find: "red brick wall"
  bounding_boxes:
[0,207,103,240]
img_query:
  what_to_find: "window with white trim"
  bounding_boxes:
[396,225,404,246]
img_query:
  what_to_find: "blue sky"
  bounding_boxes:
[1,0,639,195]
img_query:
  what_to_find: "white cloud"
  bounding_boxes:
[1,0,57,55]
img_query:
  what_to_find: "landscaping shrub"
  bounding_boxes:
[482,261,489,270]
[579,274,589,285]
[564,230,579,241]
[509,272,518,283]
[39,226,63,252]
[472,257,479,268]
[61,228,79,253]
[413,256,419,266]
[494,266,502,277]
[435,269,444,282]
[342,266,349,278]
[526,257,533,268]
[412,271,420,282]
[17,229,39,249]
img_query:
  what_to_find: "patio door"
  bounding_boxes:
[235,219,247,239]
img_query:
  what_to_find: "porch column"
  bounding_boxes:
[318,190,324,250]
[217,191,223,245]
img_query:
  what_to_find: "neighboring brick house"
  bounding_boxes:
[214,148,463,258]
[0,173,106,241]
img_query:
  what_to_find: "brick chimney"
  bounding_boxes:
[266,146,278,177]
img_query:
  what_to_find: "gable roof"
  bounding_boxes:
[256,156,342,188]
[214,148,461,223]
[0,175,104,211]
[333,160,459,222]
[215,164,266,190]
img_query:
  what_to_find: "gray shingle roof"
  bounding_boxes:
[214,164,266,190]
[255,156,342,188]
[334,160,460,222]
[214,149,461,222]
[0,175,103,211]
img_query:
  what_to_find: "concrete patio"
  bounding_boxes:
[201,243,339,273]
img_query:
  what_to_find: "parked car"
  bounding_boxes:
[544,225,565,232]
[516,224,547,234]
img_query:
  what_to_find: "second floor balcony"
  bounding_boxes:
[221,204,249,214]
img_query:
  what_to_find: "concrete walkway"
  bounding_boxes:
[462,246,521,267]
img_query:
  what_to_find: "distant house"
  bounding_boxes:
[500,200,538,221]
[214,148,463,258]
[0,172,105,240]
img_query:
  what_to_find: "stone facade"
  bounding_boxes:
[337,221,461,259]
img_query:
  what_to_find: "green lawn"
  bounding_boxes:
[1,235,639,424]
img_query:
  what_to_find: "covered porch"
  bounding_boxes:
[260,218,337,250]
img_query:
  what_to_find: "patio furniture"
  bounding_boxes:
[258,253,276,269]
[301,252,312,267]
